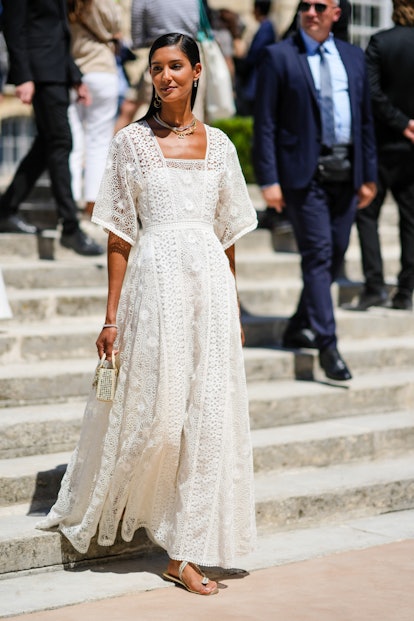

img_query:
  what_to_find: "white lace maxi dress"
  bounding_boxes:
[36,121,258,568]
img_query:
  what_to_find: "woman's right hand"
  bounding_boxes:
[96,327,118,360]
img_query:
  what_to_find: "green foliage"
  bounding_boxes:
[211,116,256,183]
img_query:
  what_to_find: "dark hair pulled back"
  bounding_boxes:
[143,33,201,120]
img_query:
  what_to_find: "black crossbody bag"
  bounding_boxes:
[317,144,352,183]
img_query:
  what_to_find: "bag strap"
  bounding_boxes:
[198,0,214,41]
[99,353,116,368]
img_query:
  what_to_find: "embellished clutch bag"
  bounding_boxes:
[94,354,118,402]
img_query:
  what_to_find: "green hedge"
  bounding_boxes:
[211,116,256,183]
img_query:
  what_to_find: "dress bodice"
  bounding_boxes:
[92,120,257,250]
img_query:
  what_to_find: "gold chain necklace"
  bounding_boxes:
[153,113,197,139]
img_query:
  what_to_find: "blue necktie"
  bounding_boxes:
[319,45,336,147]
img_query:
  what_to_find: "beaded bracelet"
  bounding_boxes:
[102,324,118,329]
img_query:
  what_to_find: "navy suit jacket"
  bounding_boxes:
[2,0,82,86]
[253,32,377,191]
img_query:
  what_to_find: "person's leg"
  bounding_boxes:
[284,181,338,351]
[390,152,414,308]
[355,164,388,294]
[0,114,48,233]
[33,83,103,255]
[0,134,47,220]
[329,183,358,284]
[68,92,86,204]
[82,72,118,204]
[33,83,80,233]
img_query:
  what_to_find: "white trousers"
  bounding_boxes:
[69,72,119,203]
[0,269,12,320]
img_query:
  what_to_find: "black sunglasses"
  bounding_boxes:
[299,2,330,12]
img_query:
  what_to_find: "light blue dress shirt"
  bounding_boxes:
[300,29,352,145]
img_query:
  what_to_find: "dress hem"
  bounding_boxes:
[36,521,255,569]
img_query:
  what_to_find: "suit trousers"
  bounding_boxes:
[356,150,414,297]
[0,83,79,233]
[284,179,357,351]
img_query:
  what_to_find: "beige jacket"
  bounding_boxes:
[70,0,122,74]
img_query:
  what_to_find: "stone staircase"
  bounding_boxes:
[0,191,413,599]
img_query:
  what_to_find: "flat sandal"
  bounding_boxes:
[162,561,218,595]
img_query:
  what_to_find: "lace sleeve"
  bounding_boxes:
[92,129,142,246]
[214,139,258,250]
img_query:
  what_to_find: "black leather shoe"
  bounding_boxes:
[0,214,37,234]
[342,290,388,311]
[282,327,318,349]
[390,293,413,311]
[61,229,104,256]
[319,348,352,381]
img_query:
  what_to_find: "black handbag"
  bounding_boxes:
[317,144,352,183]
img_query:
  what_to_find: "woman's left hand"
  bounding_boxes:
[96,327,118,360]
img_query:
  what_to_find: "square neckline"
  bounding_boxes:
[142,120,210,164]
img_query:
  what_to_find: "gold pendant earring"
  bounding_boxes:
[154,94,161,108]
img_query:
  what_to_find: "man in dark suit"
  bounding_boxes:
[253,0,377,380]
[350,0,414,311]
[0,0,103,256]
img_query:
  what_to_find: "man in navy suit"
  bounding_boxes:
[253,0,377,381]
[0,0,103,256]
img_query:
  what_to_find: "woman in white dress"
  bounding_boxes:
[37,33,257,596]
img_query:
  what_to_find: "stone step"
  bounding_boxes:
[0,358,94,407]
[252,411,414,472]
[1,411,412,507]
[0,220,106,260]
[247,369,414,429]
[238,278,366,315]
[236,221,399,254]
[2,310,413,366]
[20,200,59,230]
[0,452,413,575]
[3,275,407,324]
[0,335,413,407]
[1,275,313,321]
[2,258,107,289]
[0,317,102,364]
[255,452,414,532]
[1,510,413,615]
[0,205,399,260]
[6,286,107,322]
[244,336,414,381]
[0,280,369,323]
[236,247,401,283]
[243,305,414,348]
[0,401,84,459]
[0,364,412,455]
[0,507,158,576]
[0,242,401,293]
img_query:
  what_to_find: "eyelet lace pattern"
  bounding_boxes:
[36,122,257,568]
